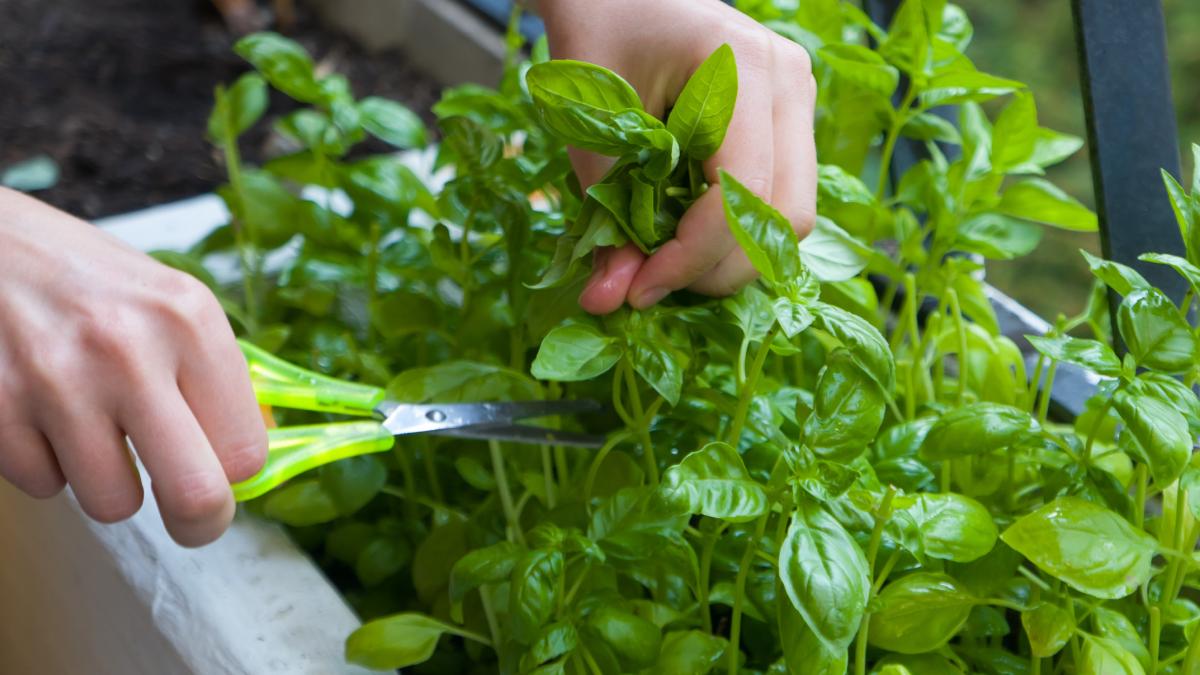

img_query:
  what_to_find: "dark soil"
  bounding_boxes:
[0,0,443,219]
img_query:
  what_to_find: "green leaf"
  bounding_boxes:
[867,573,975,654]
[900,112,962,144]
[261,479,339,526]
[319,456,386,515]
[1162,167,1200,263]
[920,403,1035,460]
[532,320,623,381]
[1139,252,1200,297]
[813,303,896,392]
[1000,497,1157,599]
[779,497,871,651]
[1009,128,1084,174]
[777,589,848,675]
[1079,634,1146,675]
[921,70,1024,107]
[817,43,899,97]
[625,311,689,406]
[654,631,727,675]
[1113,389,1191,487]
[207,73,267,143]
[997,178,1097,231]
[1093,606,1152,671]
[803,350,886,462]
[660,442,768,523]
[525,60,653,155]
[890,493,997,562]
[1080,250,1152,296]
[1025,335,1121,378]
[724,284,775,343]
[954,213,1042,260]
[448,541,522,622]
[355,536,410,587]
[345,613,457,669]
[358,96,426,148]
[800,217,869,282]
[235,32,322,103]
[1021,602,1073,658]
[589,486,688,561]
[1118,288,1197,372]
[667,44,738,160]
[719,169,802,286]
[388,361,540,403]
[521,622,578,673]
[818,163,875,206]
[990,91,1038,172]
[586,607,662,670]
[511,549,564,643]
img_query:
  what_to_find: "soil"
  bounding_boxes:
[0,0,443,219]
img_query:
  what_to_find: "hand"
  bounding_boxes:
[540,0,818,314]
[0,188,267,546]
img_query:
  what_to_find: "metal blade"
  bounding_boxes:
[434,424,608,448]
[377,400,604,436]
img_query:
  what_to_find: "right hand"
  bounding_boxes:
[0,188,267,547]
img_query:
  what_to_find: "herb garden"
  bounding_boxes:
[166,0,1200,673]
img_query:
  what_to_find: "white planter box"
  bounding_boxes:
[0,195,380,675]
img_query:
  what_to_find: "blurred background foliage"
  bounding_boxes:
[958,0,1200,319]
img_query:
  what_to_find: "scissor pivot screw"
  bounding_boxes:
[426,409,447,422]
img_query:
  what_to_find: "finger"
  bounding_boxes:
[692,49,819,296]
[120,389,234,547]
[579,243,645,315]
[0,423,65,499]
[177,325,268,484]
[41,412,143,523]
[627,45,777,306]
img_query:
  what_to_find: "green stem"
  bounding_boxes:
[1037,363,1058,425]
[1181,621,1200,675]
[728,324,780,445]
[480,585,501,648]
[1082,397,1115,466]
[218,99,259,327]
[875,86,918,198]
[422,438,444,504]
[623,361,659,485]
[1135,464,1149,529]
[393,445,418,522]
[488,440,526,546]
[855,486,898,675]
[728,514,770,675]
[584,433,630,507]
[698,522,726,635]
[947,287,969,405]
[540,445,557,509]
[366,221,381,349]
[1150,605,1162,674]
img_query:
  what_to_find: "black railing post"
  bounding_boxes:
[1072,0,1185,312]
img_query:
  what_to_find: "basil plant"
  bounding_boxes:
[165,1,1200,674]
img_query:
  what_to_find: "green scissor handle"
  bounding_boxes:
[238,339,386,416]
[232,422,395,501]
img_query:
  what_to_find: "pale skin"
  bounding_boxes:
[0,0,817,547]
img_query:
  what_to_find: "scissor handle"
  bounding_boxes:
[238,339,386,416]
[232,421,395,501]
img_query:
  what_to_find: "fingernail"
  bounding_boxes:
[632,286,669,309]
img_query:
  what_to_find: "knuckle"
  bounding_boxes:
[79,307,144,370]
[792,208,817,239]
[219,434,268,482]
[778,41,814,76]
[160,272,223,335]
[82,486,142,523]
[164,471,232,523]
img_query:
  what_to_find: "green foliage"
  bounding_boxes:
[183,4,1200,674]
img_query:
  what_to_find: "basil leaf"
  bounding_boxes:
[511,549,564,643]
[777,585,848,675]
[803,349,885,462]
[1000,497,1157,599]
[1093,606,1152,671]
[660,442,769,523]
[235,32,323,103]
[520,622,578,673]
[667,43,738,160]
[900,112,963,144]
[867,573,975,654]
[1139,252,1200,297]
[586,607,662,670]
[448,540,522,621]
[818,163,875,206]
[625,311,689,406]
[346,613,457,669]
[990,91,1038,172]
[589,486,688,560]
[654,631,727,675]
[526,60,653,156]
[954,213,1042,260]
[890,493,997,563]
[719,169,802,286]
[1021,602,1073,658]
[779,497,871,650]
[1080,250,1152,296]
[817,43,899,97]
[799,217,869,282]
[1113,389,1191,488]
[920,403,1035,461]
[261,479,339,526]
[1025,335,1122,378]
[813,302,896,392]
[532,320,623,381]
[997,178,1098,231]
[358,97,426,148]
[388,361,540,402]
[1079,634,1145,675]
[1117,288,1197,373]
[208,72,267,143]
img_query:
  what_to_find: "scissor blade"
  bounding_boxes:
[378,400,604,436]
[434,424,608,448]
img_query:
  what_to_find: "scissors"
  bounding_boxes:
[231,340,607,501]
